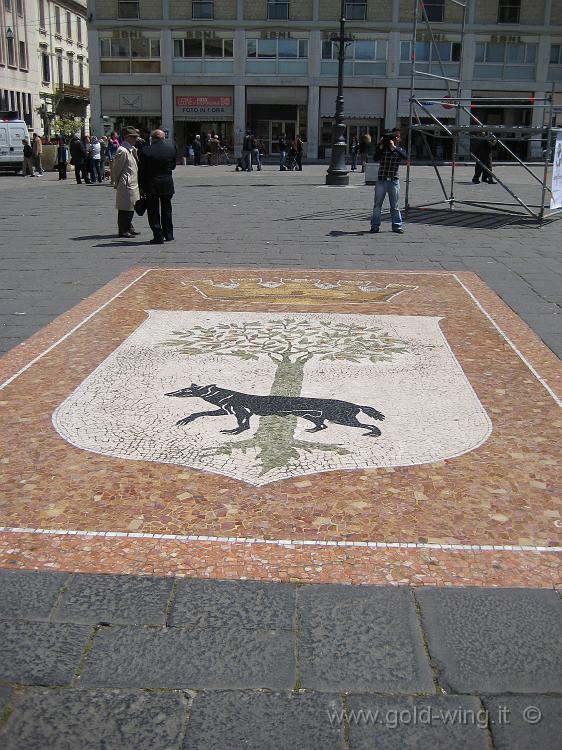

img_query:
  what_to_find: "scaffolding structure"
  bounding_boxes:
[404,0,560,223]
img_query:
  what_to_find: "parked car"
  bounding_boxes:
[0,111,31,173]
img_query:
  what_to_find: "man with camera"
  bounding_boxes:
[370,128,408,235]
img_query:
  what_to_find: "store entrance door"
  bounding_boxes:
[270,121,296,153]
[254,120,296,155]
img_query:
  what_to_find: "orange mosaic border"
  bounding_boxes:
[0,267,560,587]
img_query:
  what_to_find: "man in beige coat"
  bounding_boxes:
[111,126,141,238]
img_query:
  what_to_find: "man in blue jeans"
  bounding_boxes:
[370,128,407,234]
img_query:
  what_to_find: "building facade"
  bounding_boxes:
[0,0,89,135]
[87,0,562,158]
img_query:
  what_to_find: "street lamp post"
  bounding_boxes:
[325,0,350,186]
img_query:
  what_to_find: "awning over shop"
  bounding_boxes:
[320,87,385,118]
[246,86,307,105]
[101,86,162,116]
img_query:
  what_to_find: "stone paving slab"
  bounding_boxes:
[0,569,69,621]
[416,588,562,693]
[0,687,188,750]
[482,695,562,750]
[298,585,434,693]
[0,620,91,685]
[183,690,345,750]
[79,624,295,690]
[346,695,490,750]
[169,578,295,630]
[51,573,174,625]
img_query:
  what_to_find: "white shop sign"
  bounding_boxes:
[550,131,562,211]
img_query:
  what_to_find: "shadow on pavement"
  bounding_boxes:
[93,241,144,247]
[329,230,373,237]
[403,207,542,229]
[71,235,118,241]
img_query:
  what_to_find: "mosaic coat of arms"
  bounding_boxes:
[53,302,491,486]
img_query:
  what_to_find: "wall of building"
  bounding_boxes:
[0,0,89,134]
[87,0,562,159]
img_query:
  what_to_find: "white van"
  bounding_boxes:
[0,112,31,173]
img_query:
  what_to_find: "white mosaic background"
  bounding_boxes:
[52,311,492,485]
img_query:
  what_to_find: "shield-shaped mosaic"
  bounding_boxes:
[53,310,492,486]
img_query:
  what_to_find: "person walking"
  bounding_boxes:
[358,133,371,173]
[32,133,43,175]
[279,133,287,170]
[370,128,408,235]
[111,126,141,238]
[100,136,109,178]
[192,135,202,166]
[138,128,177,245]
[83,136,93,182]
[350,136,358,171]
[250,134,261,171]
[70,134,89,184]
[472,132,497,184]
[242,131,252,171]
[55,136,69,180]
[294,136,303,171]
[208,132,220,166]
[90,136,103,183]
[21,139,35,176]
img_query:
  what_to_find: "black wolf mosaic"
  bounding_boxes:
[166,383,385,436]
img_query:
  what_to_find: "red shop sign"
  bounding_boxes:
[176,96,232,107]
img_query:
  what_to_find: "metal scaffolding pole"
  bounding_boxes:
[404,0,557,225]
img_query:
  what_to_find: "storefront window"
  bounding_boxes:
[173,33,234,73]
[174,36,233,58]
[400,41,461,64]
[474,41,537,79]
[247,38,307,59]
[246,36,308,73]
[321,38,387,75]
[100,31,161,74]
[399,40,460,77]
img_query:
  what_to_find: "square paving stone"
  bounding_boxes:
[416,588,562,693]
[347,695,490,750]
[0,684,13,714]
[298,585,434,693]
[183,690,345,750]
[483,695,562,750]
[0,569,69,621]
[169,579,295,630]
[80,625,295,689]
[0,688,188,750]
[0,621,92,685]
[52,573,174,625]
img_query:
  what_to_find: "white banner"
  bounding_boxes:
[550,131,562,211]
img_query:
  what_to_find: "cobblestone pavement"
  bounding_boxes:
[0,570,560,749]
[0,164,560,357]
[0,165,560,748]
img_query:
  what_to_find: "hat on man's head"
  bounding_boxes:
[122,126,140,137]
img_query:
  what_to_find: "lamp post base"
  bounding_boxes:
[325,172,350,186]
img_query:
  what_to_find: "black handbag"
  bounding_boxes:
[134,197,147,216]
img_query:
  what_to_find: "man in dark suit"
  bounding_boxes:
[138,129,177,244]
